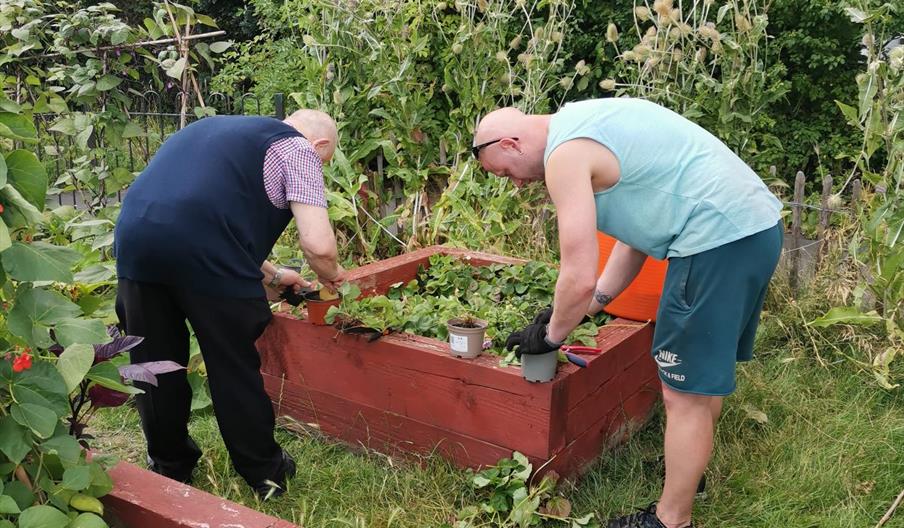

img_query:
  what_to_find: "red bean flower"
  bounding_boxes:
[12,352,32,372]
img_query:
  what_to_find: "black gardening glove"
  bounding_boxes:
[505,323,562,358]
[532,307,554,325]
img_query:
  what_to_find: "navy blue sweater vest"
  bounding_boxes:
[115,116,303,298]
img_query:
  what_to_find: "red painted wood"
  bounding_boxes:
[347,245,526,296]
[565,354,660,441]
[257,246,660,478]
[264,373,516,467]
[548,384,661,478]
[259,319,556,457]
[102,460,297,528]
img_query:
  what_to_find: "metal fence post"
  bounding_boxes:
[274,93,285,120]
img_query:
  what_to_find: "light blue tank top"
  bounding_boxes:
[544,98,782,259]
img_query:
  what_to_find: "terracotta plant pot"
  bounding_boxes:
[521,350,558,383]
[446,317,488,358]
[304,291,342,326]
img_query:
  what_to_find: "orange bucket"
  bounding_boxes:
[596,232,668,322]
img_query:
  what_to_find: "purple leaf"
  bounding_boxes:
[88,385,130,408]
[94,335,144,361]
[118,364,157,386]
[139,361,185,375]
[118,361,184,386]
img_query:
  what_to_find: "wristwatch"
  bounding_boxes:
[268,268,285,289]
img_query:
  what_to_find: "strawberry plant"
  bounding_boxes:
[326,255,607,357]
[450,452,598,528]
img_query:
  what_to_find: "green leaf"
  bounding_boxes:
[165,57,187,79]
[0,153,6,187]
[0,495,20,514]
[120,121,144,139]
[4,481,34,511]
[18,505,71,528]
[209,41,232,53]
[95,75,122,91]
[57,344,96,393]
[87,362,143,395]
[48,117,76,136]
[86,462,113,497]
[472,475,492,487]
[1,184,45,227]
[0,217,10,253]
[7,286,83,348]
[11,403,58,439]
[110,27,130,45]
[0,113,37,142]
[195,14,218,27]
[54,318,110,347]
[71,512,108,528]
[1,241,81,282]
[0,94,21,113]
[0,417,31,465]
[835,100,860,126]
[844,6,867,22]
[809,307,884,327]
[188,371,211,411]
[5,150,47,208]
[40,433,82,465]
[62,466,92,491]
[74,264,115,284]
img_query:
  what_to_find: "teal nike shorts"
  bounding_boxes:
[651,221,783,396]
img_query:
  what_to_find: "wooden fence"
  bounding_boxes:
[781,167,873,294]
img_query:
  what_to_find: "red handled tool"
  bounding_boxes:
[560,345,603,368]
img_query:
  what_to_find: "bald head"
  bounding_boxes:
[474,107,526,146]
[284,109,338,163]
[472,107,550,187]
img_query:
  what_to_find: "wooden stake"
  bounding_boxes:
[817,174,832,263]
[790,171,805,293]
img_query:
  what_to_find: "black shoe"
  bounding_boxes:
[250,450,296,500]
[147,457,195,485]
[606,503,693,528]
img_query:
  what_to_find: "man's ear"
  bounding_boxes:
[501,137,522,154]
[312,138,331,150]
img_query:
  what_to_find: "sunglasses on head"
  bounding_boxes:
[471,137,519,159]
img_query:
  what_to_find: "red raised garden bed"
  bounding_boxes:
[101,459,297,528]
[256,246,661,478]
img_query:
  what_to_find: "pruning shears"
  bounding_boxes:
[279,286,315,307]
[560,345,603,368]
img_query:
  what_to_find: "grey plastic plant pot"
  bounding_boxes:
[521,350,558,382]
[446,318,488,359]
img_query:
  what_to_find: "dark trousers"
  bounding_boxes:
[115,278,281,484]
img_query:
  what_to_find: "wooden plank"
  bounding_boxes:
[261,315,550,401]
[561,320,654,410]
[102,460,297,528]
[258,319,557,456]
[565,350,658,441]
[265,373,522,465]
[546,382,661,479]
[348,246,527,296]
